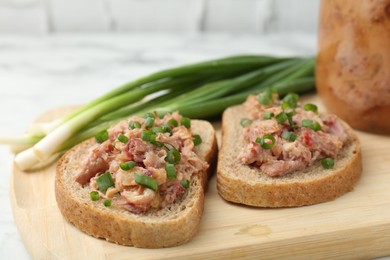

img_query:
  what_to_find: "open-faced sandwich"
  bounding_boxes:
[217,90,362,207]
[55,112,217,248]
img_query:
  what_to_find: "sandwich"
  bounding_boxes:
[55,112,217,248]
[217,90,362,207]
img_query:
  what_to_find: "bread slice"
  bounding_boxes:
[217,105,362,207]
[55,120,217,248]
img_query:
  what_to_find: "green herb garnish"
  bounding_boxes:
[165,163,177,179]
[256,134,276,149]
[303,103,318,113]
[129,120,142,129]
[181,180,190,189]
[96,172,114,192]
[168,119,178,127]
[90,191,100,201]
[95,130,109,143]
[120,160,136,171]
[193,134,202,146]
[141,130,156,142]
[321,158,334,169]
[134,172,158,192]
[276,112,288,124]
[166,149,181,164]
[282,131,298,142]
[103,200,112,207]
[117,133,129,143]
[262,112,274,120]
[181,117,191,128]
[302,119,322,131]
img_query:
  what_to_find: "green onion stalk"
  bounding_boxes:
[63,58,315,149]
[2,55,315,171]
[29,55,282,135]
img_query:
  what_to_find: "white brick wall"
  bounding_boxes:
[0,0,47,33]
[202,0,273,33]
[108,0,204,32]
[48,0,111,32]
[0,0,320,34]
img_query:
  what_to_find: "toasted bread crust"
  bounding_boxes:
[217,105,362,207]
[55,120,217,248]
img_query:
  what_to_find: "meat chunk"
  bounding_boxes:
[261,160,306,177]
[74,146,109,185]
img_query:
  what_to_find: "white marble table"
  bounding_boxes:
[0,32,387,259]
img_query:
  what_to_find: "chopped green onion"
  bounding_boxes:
[162,124,172,133]
[90,191,100,201]
[134,172,158,192]
[96,172,114,192]
[145,117,155,128]
[168,119,178,127]
[103,200,112,207]
[95,130,109,144]
[129,120,142,129]
[286,111,297,129]
[143,112,155,119]
[262,112,274,120]
[304,103,318,113]
[117,133,128,143]
[283,93,299,109]
[302,119,322,131]
[256,134,276,149]
[181,117,191,128]
[166,149,181,164]
[282,102,292,110]
[282,131,298,142]
[321,158,334,169]
[181,180,190,189]
[276,112,288,124]
[193,134,202,146]
[141,129,164,147]
[157,111,167,118]
[258,87,277,106]
[152,125,171,134]
[141,130,156,142]
[258,95,271,105]
[120,160,136,171]
[240,118,253,127]
[264,86,278,96]
[165,163,177,179]
[152,126,163,133]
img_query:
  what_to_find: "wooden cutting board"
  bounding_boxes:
[10,95,390,259]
